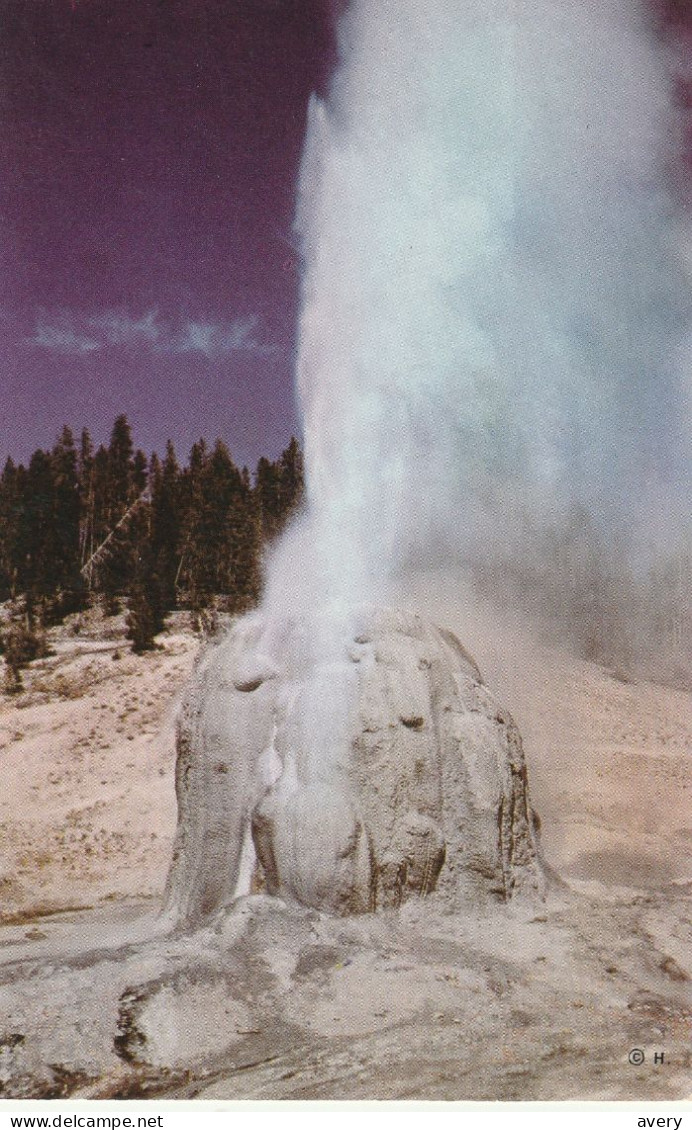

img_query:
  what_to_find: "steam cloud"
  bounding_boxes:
[264,0,690,649]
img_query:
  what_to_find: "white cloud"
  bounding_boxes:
[88,309,159,348]
[167,315,274,358]
[27,309,276,359]
[30,318,101,355]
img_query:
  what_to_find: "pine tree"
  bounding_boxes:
[49,426,84,617]
[98,416,143,603]
[132,449,149,497]
[176,440,208,616]
[78,428,96,571]
[277,436,304,523]
[0,458,25,600]
[22,449,55,617]
[224,467,262,613]
[255,455,282,542]
[107,414,136,520]
[125,576,162,653]
[91,445,110,541]
[149,441,182,613]
[197,440,242,599]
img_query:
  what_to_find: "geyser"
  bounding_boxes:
[166,0,689,921]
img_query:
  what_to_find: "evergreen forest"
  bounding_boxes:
[0,415,304,673]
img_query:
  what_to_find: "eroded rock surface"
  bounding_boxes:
[164,607,544,926]
[2,887,691,1102]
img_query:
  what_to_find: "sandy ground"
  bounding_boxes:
[393,569,692,895]
[0,585,690,1101]
[0,609,198,923]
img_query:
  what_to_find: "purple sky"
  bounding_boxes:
[0,0,335,467]
[0,1,689,469]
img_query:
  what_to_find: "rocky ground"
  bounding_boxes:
[0,583,690,1101]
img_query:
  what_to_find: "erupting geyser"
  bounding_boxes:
[5,3,692,1106]
[166,0,688,922]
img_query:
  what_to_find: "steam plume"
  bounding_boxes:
[264,0,690,651]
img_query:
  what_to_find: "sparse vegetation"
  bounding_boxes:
[0,605,50,693]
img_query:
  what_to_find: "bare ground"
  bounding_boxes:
[0,587,690,1101]
[0,608,198,924]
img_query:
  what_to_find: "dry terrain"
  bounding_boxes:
[0,607,198,924]
[0,582,690,1102]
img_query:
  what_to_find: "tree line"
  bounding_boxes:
[0,415,304,678]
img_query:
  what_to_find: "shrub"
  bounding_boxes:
[0,618,48,693]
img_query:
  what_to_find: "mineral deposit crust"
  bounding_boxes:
[163,607,544,926]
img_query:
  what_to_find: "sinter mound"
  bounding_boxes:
[164,606,544,926]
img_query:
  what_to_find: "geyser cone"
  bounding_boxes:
[163,607,544,926]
